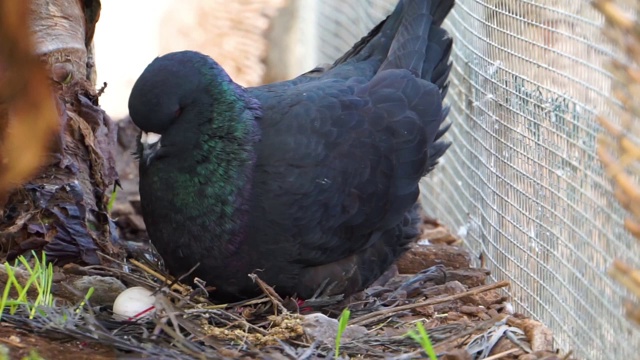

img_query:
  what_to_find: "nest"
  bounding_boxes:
[1,220,571,359]
[593,0,640,324]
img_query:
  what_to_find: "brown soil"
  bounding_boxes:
[0,324,116,360]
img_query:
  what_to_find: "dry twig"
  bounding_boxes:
[351,280,510,326]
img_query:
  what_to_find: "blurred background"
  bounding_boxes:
[93,1,640,359]
[95,0,293,120]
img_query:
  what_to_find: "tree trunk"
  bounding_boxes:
[0,0,122,265]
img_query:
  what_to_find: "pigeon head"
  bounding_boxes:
[128,51,217,135]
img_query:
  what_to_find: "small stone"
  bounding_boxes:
[302,313,367,345]
[52,271,66,282]
[459,305,483,315]
[8,335,20,343]
[71,276,126,306]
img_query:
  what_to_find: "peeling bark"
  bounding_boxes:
[0,0,123,265]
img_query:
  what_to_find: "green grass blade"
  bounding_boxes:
[107,187,118,213]
[3,264,24,315]
[0,253,56,319]
[0,344,8,360]
[0,263,15,320]
[406,322,437,360]
[5,264,23,296]
[21,349,45,360]
[44,261,53,306]
[76,287,95,314]
[334,308,351,359]
[417,322,437,360]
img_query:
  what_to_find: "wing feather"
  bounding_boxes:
[248,68,443,266]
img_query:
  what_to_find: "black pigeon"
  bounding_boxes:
[128,0,454,302]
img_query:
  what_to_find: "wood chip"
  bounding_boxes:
[397,244,473,274]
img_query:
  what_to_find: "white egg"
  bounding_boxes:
[112,286,156,321]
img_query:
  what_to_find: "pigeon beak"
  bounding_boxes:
[139,131,163,166]
[140,131,162,145]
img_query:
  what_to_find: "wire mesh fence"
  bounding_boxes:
[308,0,640,359]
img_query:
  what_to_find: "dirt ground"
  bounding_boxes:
[0,324,115,360]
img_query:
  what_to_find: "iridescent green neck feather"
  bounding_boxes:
[130,51,261,257]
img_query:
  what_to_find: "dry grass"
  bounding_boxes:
[0,221,570,359]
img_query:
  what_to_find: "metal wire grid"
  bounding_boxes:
[311,0,640,359]
[316,1,395,60]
